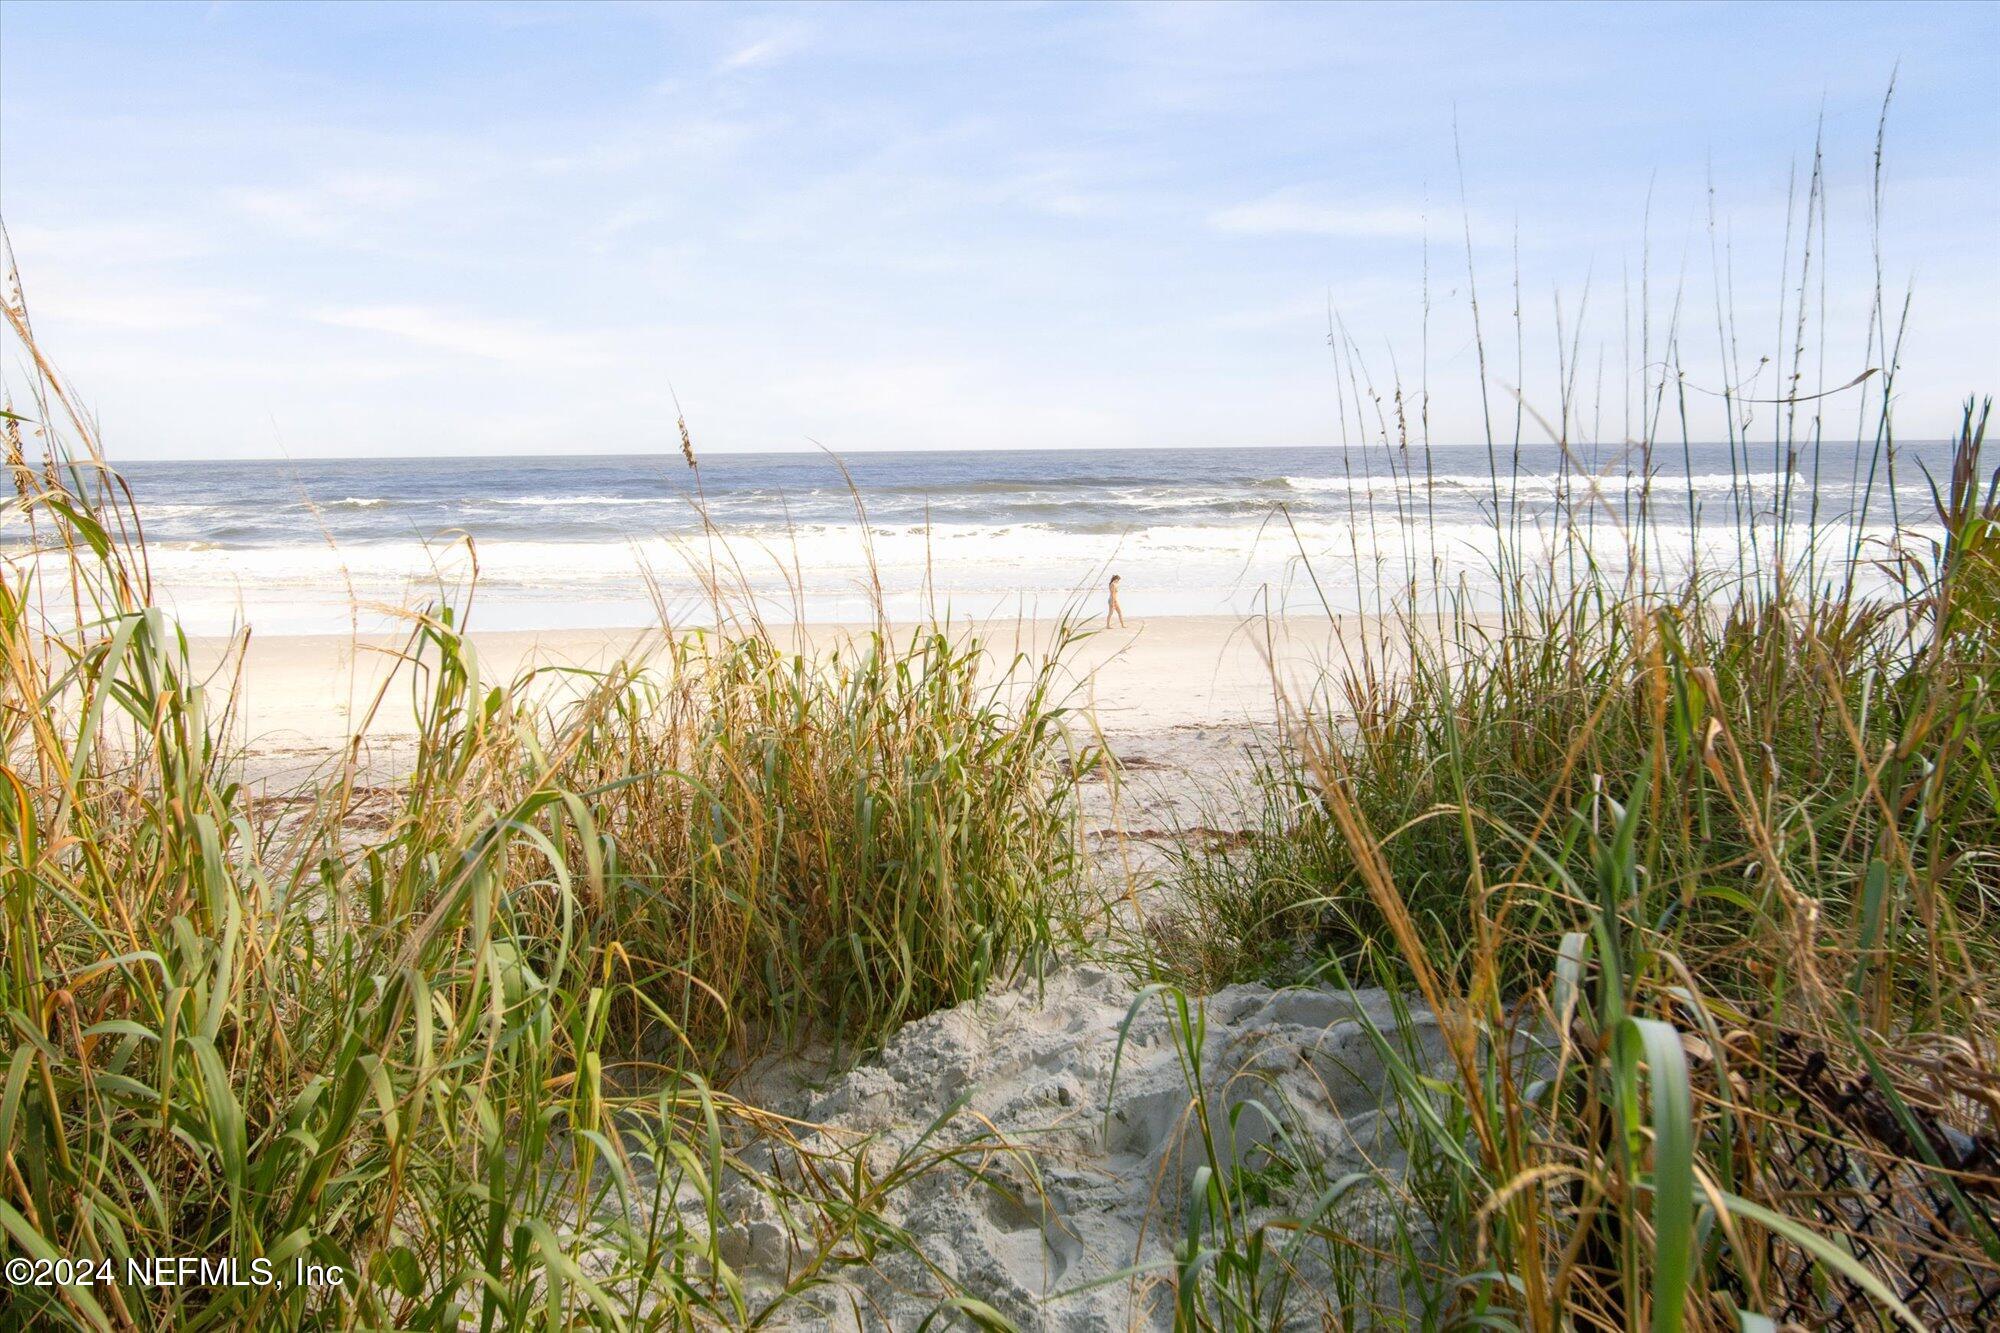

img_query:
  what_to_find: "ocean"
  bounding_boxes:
[68,441,1950,635]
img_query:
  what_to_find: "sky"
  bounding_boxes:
[0,0,1994,460]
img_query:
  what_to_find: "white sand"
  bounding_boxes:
[704,964,1443,1329]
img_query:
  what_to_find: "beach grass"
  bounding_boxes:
[6,104,1999,1329]
[1117,100,2000,1326]
[1138,351,2000,1328]
[0,296,1093,1328]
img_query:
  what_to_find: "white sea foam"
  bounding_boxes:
[491,494,682,507]
[1280,470,1924,500]
[67,509,1931,636]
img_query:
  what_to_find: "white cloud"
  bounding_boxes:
[226,173,441,241]
[29,280,263,332]
[1210,189,1435,240]
[6,220,215,268]
[311,304,613,368]
[717,22,810,74]
[1212,293,1329,332]
[529,115,763,175]
[769,357,1132,450]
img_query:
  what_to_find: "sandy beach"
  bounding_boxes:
[198,612,1425,786]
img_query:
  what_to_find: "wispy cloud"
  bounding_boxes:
[312,305,616,368]
[717,22,809,74]
[1210,189,1436,240]
[1211,293,1329,332]
[33,280,263,332]
[227,173,442,242]
[771,356,1130,450]
[8,221,215,268]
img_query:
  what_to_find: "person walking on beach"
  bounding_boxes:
[1107,573,1126,627]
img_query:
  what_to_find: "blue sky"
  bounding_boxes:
[2,0,1993,459]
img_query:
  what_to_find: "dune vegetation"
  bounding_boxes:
[1132,127,2000,1323]
[5,126,1998,1329]
[1144,396,1998,1327]
[3,293,1099,1328]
